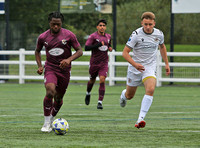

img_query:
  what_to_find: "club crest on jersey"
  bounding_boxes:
[44,42,48,45]
[49,48,64,56]
[62,39,67,45]
[155,38,159,42]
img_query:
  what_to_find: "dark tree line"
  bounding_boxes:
[0,0,199,50]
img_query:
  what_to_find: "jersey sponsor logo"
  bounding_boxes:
[140,44,157,49]
[62,39,67,45]
[48,48,64,56]
[96,39,100,42]
[98,45,108,51]
[44,42,48,45]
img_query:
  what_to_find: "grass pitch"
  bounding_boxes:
[0,83,200,147]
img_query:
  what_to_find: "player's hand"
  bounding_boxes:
[108,47,112,52]
[59,59,71,69]
[165,65,170,76]
[134,63,145,72]
[101,41,104,46]
[37,67,43,75]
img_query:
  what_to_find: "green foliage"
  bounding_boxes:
[0,84,200,147]
[116,0,200,45]
[63,13,112,35]
[65,25,87,47]
[116,0,171,44]
[9,0,58,33]
[1,0,200,50]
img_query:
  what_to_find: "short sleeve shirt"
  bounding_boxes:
[126,27,164,72]
[36,28,80,71]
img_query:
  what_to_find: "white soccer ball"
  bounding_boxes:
[52,118,69,135]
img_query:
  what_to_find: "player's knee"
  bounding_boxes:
[125,93,134,100]
[146,87,155,96]
[99,77,106,83]
[46,90,56,98]
[89,78,96,83]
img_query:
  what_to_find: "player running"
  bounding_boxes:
[120,12,170,128]
[35,11,83,132]
[84,19,112,109]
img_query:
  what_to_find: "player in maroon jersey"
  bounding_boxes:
[84,19,112,109]
[35,11,83,132]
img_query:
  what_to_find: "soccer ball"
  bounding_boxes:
[52,118,69,135]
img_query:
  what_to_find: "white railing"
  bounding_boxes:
[1,48,200,86]
[156,52,200,86]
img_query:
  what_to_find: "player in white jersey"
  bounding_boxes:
[120,12,170,129]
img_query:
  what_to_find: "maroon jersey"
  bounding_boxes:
[36,28,80,71]
[85,31,111,65]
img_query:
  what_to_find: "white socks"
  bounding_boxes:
[86,92,91,95]
[121,89,127,100]
[138,95,153,120]
[98,100,102,104]
[44,115,53,123]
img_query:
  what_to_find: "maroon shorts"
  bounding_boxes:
[89,63,108,78]
[44,68,70,94]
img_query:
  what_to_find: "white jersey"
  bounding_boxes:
[126,27,164,73]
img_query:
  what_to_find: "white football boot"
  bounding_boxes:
[41,122,52,132]
[120,89,127,107]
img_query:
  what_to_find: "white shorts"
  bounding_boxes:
[126,65,156,87]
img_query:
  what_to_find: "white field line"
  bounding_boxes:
[147,130,200,133]
[0,111,200,117]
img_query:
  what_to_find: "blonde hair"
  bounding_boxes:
[141,12,155,20]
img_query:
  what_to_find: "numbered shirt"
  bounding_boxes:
[126,27,164,71]
[36,28,80,70]
[85,31,111,65]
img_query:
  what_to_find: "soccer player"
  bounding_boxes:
[35,11,83,132]
[84,19,112,109]
[120,12,170,128]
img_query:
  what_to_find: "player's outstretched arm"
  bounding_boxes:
[35,48,43,75]
[159,43,170,76]
[123,45,145,72]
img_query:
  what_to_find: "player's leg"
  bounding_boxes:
[52,93,64,117]
[96,64,108,109]
[135,77,156,129]
[120,85,137,107]
[51,72,70,118]
[41,71,57,132]
[85,64,98,105]
[120,70,141,107]
[97,75,106,109]
[42,83,57,132]
[85,77,96,105]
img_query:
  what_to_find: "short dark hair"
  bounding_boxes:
[48,11,64,22]
[96,19,107,26]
